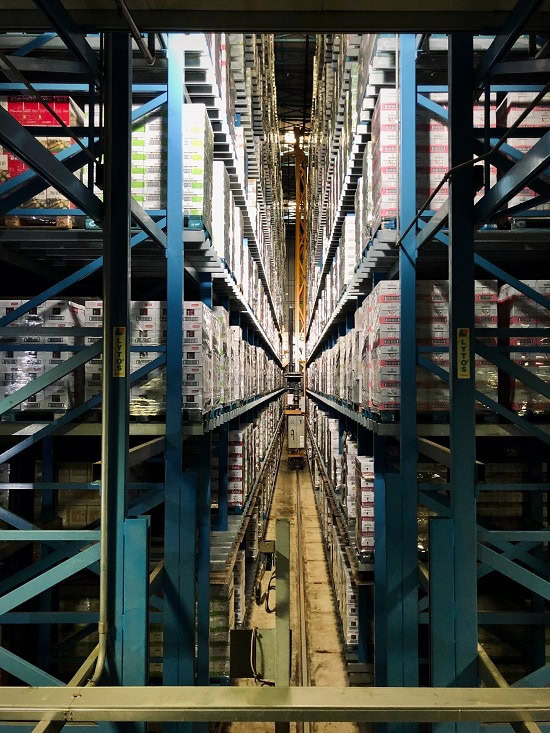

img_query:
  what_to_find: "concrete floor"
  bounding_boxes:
[227,441,358,733]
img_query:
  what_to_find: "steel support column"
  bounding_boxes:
[448,33,479,711]
[396,32,418,696]
[430,518,456,733]
[164,34,196,733]
[102,31,132,685]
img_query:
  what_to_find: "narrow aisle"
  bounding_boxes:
[227,439,358,733]
[297,463,359,733]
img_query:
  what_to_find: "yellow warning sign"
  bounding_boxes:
[457,328,471,379]
[113,327,126,378]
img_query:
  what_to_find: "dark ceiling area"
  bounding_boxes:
[274,33,315,227]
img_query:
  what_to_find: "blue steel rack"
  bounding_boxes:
[0,24,284,730]
[305,6,550,722]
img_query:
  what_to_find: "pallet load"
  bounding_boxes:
[355,456,375,556]
[84,299,167,417]
[209,578,235,681]
[183,104,214,234]
[499,280,550,415]
[341,434,358,519]
[497,92,550,214]
[234,548,246,627]
[183,301,213,417]
[0,96,85,228]
[308,279,499,418]
[0,299,83,411]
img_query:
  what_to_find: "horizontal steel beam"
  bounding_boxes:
[1,686,550,723]
[4,8,550,32]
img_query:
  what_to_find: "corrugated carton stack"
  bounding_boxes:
[245,503,260,562]
[370,281,400,414]
[497,92,550,213]
[355,456,375,555]
[0,299,83,412]
[183,301,213,416]
[0,96,84,226]
[370,88,398,230]
[209,578,235,680]
[308,279,499,417]
[338,215,357,296]
[183,104,214,234]
[234,548,246,627]
[84,300,166,416]
[228,425,247,509]
[53,462,99,528]
[499,280,550,415]
[341,434,358,519]
[330,519,358,655]
[131,105,167,211]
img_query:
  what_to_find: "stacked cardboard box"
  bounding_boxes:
[0,96,84,225]
[308,280,499,416]
[338,215,357,296]
[330,516,359,654]
[369,281,400,413]
[209,578,235,680]
[183,104,214,234]
[131,105,167,211]
[499,280,550,415]
[0,299,83,411]
[341,434,358,519]
[228,425,248,509]
[84,300,166,416]
[355,456,375,554]
[54,462,99,528]
[497,92,550,213]
[181,301,211,416]
[234,548,246,627]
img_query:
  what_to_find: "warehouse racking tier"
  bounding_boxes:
[305,11,550,704]
[0,24,287,715]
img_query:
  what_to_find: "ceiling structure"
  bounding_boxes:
[274,33,315,226]
[1,1,550,31]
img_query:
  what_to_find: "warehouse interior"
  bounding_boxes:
[1,0,550,730]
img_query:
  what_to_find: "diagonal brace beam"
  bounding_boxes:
[0,646,64,687]
[0,543,100,615]
[421,222,550,311]
[478,543,550,600]
[32,0,99,75]
[418,355,550,445]
[475,130,550,220]
[0,219,166,326]
[0,355,165,463]
[475,340,550,399]
[474,0,544,85]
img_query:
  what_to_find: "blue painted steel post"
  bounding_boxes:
[102,31,132,685]
[164,35,196,733]
[122,517,149,695]
[196,273,212,697]
[429,517,456,733]
[448,32,479,702]
[397,32,419,692]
